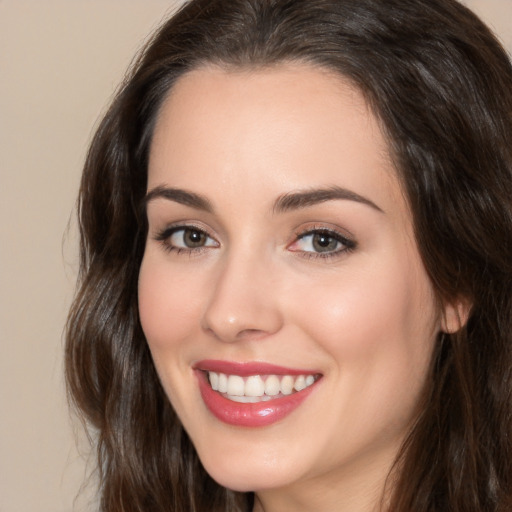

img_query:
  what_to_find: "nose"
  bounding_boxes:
[201,250,284,343]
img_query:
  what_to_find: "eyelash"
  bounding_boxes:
[154,224,356,259]
[290,226,357,260]
[154,224,217,255]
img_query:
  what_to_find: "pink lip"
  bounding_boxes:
[194,360,321,428]
[194,359,316,376]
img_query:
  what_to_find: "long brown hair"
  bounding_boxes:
[66,1,512,510]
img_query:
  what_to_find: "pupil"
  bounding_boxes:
[313,233,337,252]
[185,229,205,247]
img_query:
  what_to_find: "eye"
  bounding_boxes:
[170,227,215,248]
[289,228,356,258]
[155,225,218,253]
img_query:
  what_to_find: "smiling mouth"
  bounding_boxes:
[195,360,322,426]
[207,372,319,403]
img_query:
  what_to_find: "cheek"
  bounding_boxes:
[138,254,203,352]
[288,263,438,453]
[289,259,438,375]
[138,254,207,424]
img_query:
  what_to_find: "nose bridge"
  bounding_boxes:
[202,244,283,342]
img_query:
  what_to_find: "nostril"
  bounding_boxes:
[203,325,270,342]
[235,328,269,341]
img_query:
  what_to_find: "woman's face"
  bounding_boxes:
[139,64,443,502]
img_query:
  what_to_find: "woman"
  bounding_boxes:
[66,0,512,510]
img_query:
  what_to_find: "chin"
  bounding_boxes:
[196,442,306,493]
[203,464,293,493]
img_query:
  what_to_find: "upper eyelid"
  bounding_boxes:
[294,229,355,245]
[294,223,355,240]
[298,227,344,236]
[154,221,215,237]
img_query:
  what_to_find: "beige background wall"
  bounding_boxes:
[0,1,510,511]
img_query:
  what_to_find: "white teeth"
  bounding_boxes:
[209,372,219,391]
[218,373,228,393]
[280,375,294,395]
[227,375,245,396]
[264,375,280,396]
[207,371,318,399]
[245,375,265,397]
[294,375,306,391]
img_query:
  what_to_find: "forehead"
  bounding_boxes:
[148,63,405,218]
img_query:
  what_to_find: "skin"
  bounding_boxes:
[138,64,454,512]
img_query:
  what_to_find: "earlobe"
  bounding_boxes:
[440,298,471,334]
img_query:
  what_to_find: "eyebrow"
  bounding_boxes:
[273,186,384,214]
[144,185,213,212]
[143,184,383,215]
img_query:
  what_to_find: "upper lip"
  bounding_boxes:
[193,359,320,376]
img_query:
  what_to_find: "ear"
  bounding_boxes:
[440,297,471,334]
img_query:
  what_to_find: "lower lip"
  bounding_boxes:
[196,371,318,427]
